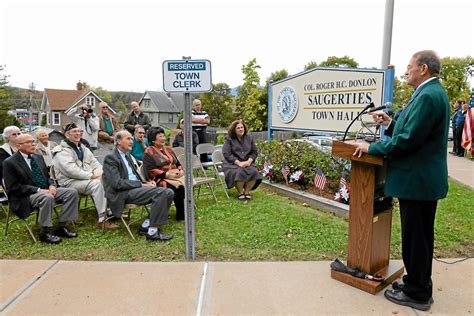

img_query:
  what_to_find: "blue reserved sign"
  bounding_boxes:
[168,62,206,71]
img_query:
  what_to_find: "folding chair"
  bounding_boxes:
[177,153,218,203]
[172,146,185,158]
[0,185,8,217]
[196,143,216,168]
[102,203,149,240]
[211,150,230,199]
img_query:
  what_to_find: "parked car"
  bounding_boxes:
[302,136,333,153]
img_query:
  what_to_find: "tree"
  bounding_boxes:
[260,69,289,118]
[235,58,266,131]
[440,56,474,103]
[392,76,413,112]
[319,56,358,68]
[115,100,128,122]
[198,83,234,128]
[0,65,18,133]
[392,55,474,112]
[93,86,112,104]
[304,61,318,71]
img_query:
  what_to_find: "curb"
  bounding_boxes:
[261,180,349,218]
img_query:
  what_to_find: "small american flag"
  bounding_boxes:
[339,172,349,191]
[339,176,346,188]
[314,167,326,190]
[281,165,290,183]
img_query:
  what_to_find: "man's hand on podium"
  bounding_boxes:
[353,142,369,158]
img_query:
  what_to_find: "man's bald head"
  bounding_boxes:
[16,134,36,154]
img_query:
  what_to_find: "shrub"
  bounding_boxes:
[256,139,347,191]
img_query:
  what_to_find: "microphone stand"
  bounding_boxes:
[342,102,374,141]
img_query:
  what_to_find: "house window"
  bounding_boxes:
[168,113,174,122]
[143,99,150,108]
[52,112,61,126]
[85,96,95,107]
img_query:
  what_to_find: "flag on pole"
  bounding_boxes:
[281,165,290,184]
[314,167,326,190]
[461,107,474,155]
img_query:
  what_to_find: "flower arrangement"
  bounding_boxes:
[262,162,275,182]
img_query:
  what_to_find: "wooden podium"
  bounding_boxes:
[331,140,404,294]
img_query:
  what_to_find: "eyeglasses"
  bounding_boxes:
[138,132,145,135]
[101,107,108,109]
[11,132,21,136]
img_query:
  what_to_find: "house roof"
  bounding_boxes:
[43,88,92,110]
[140,91,183,113]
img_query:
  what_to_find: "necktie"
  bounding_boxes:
[29,155,49,189]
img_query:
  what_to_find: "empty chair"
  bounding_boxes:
[211,150,230,199]
[172,146,185,158]
[177,153,218,203]
[196,143,216,168]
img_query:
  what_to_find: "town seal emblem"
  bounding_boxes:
[276,86,299,123]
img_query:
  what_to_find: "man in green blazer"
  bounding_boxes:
[354,50,450,311]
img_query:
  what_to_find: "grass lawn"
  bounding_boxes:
[0,179,472,261]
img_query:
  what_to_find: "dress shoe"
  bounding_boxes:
[146,230,173,241]
[457,153,464,157]
[39,233,62,244]
[384,289,431,311]
[138,226,148,235]
[98,220,119,230]
[449,151,457,155]
[54,227,78,238]
[392,281,434,303]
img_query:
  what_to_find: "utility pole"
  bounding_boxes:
[381,0,395,68]
[28,82,35,132]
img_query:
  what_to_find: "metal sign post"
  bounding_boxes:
[163,58,212,260]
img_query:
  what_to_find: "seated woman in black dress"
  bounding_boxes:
[222,120,262,200]
[143,127,185,221]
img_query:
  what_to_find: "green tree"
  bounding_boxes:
[260,69,289,117]
[0,66,18,133]
[440,56,474,102]
[235,58,265,131]
[304,61,318,71]
[198,83,234,128]
[319,56,358,68]
[115,100,128,122]
[93,86,112,104]
[392,76,412,112]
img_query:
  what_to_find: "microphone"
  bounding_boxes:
[368,102,393,113]
[342,102,375,141]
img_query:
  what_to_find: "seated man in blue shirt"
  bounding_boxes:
[102,130,174,241]
[130,126,148,162]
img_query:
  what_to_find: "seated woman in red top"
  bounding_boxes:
[143,127,185,221]
[222,120,262,200]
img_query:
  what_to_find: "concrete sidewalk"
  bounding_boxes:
[1,259,472,315]
[447,152,474,189]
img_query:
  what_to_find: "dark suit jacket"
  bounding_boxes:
[3,152,54,218]
[102,149,143,216]
[369,78,450,200]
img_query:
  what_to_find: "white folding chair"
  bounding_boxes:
[211,150,230,199]
[177,153,218,203]
[196,143,216,168]
[172,147,185,158]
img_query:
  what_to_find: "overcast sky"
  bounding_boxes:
[1,0,473,92]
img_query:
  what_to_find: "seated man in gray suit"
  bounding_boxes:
[3,134,79,244]
[102,130,174,241]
